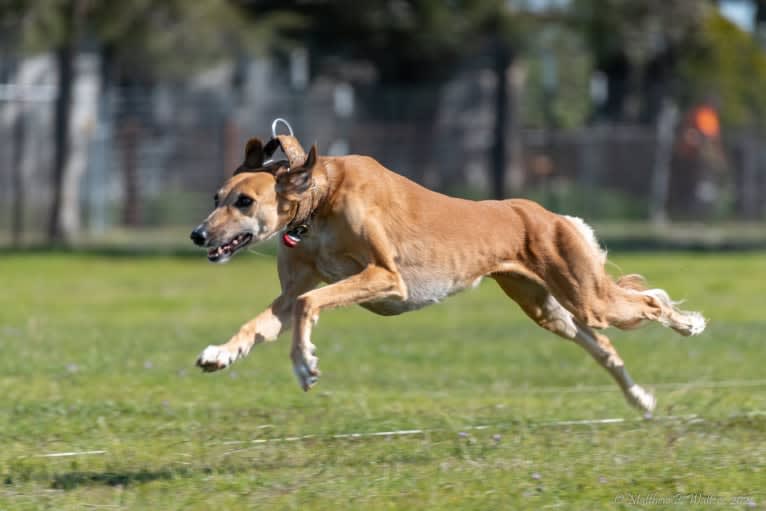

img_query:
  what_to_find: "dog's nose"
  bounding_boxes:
[190,226,208,246]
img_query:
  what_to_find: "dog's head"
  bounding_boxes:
[190,135,319,263]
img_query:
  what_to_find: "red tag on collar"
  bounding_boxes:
[282,232,300,248]
[282,223,308,248]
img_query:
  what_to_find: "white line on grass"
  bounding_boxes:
[34,450,107,458]
[219,410,766,454]
[217,377,766,450]
[514,378,766,394]
[23,379,766,458]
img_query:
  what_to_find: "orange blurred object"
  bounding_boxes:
[694,105,720,138]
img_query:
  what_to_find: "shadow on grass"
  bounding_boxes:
[51,468,186,490]
[39,414,766,491]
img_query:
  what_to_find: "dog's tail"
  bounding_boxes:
[563,215,607,267]
[615,273,648,292]
[562,215,706,336]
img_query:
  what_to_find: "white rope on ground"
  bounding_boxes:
[215,378,766,452]
[23,379,766,459]
[513,378,766,394]
[24,410,766,459]
[34,450,107,458]
[218,410,766,455]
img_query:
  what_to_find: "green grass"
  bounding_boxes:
[0,251,764,510]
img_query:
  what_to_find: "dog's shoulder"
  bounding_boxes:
[328,154,390,178]
[323,154,399,195]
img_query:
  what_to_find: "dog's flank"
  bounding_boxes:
[191,133,706,413]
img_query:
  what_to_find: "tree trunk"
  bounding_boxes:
[756,0,766,48]
[649,99,679,225]
[11,104,26,247]
[120,117,142,226]
[507,59,526,195]
[48,0,79,244]
[59,55,99,237]
[599,53,630,122]
[490,40,512,200]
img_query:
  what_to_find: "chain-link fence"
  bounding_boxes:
[1,58,765,247]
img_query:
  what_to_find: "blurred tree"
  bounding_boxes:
[1,0,83,243]
[521,25,592,129]
[679,12,766,127]
[572,0,706,124]
[0,4,29,247]
[243,0,530,198]
[244,0,520,82]
[1,0,296,243]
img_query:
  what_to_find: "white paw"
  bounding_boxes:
[684,312,707,336]
[291,344,320,391]
[672,311,707,337]
[196,345,236,372]
[625,384,656,414]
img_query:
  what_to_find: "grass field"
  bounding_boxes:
[0,250,764,510]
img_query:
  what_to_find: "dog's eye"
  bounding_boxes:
[234,195,254,208]
[214,194,220,207]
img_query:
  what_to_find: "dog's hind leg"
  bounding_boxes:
[493,273,656,413]
[556,216,705,336]
[604,275,706,336]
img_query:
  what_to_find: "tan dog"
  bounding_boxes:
[191,134,706,413]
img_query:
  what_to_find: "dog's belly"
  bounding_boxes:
[362,272,474,316]
[314,251,479,316]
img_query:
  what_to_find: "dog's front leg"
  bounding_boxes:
[196,298,293,372]
[291,265,406,390]
[196,261,319,372]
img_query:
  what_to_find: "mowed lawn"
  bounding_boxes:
[0,250,764,510]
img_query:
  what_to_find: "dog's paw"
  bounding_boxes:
[672,311,707,337]
[625,384,656,414]
[196,345,235,372]
[291,344,320,391]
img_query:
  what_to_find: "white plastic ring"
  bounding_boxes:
[271,118,294,138]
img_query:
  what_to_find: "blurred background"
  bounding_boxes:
[1,0,765,248]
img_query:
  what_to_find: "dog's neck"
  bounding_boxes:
[285,159,331,233]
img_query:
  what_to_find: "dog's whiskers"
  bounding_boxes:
[246,247,270,257]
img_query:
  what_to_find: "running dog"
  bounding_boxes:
[190,133,706,413]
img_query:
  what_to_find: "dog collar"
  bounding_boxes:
[282,224,309,248]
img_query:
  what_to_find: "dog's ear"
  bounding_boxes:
[276,144,318,200]
[234,137,264,174]
[266,135,307,170]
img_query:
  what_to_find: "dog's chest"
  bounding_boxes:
[314,253,361,283]
[303,232,362,283]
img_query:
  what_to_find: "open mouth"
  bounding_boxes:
[207,232,253,262]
